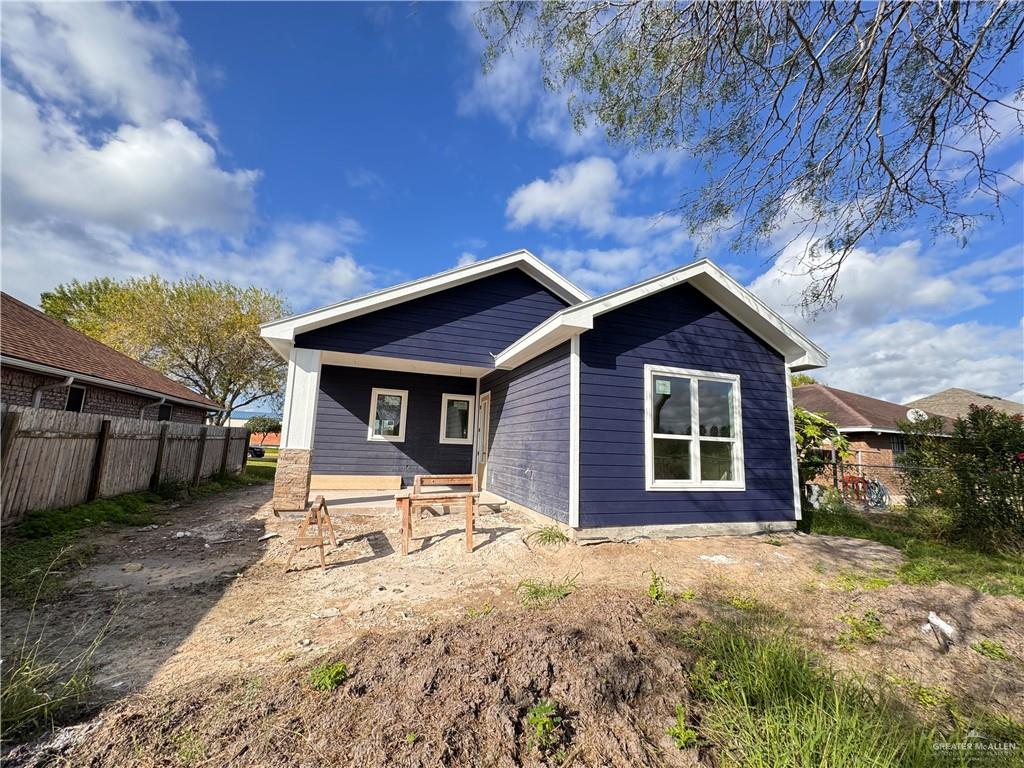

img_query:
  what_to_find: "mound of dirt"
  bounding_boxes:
[68,592,701,768]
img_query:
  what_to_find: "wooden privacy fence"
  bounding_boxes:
[0,405,250,527]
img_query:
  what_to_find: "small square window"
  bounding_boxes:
[64,386,85,413]
[368,388,408,442]
[440,394,475,445]
[157,403,173,421]
[890,434,906,454]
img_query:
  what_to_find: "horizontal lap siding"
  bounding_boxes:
[295,269,569,368]
[579,283,796,528]
[481,343,570,522]
[312,366,474,484]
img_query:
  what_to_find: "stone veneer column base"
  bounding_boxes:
[273,448,312,511]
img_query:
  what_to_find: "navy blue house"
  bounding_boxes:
[262,250,827,536]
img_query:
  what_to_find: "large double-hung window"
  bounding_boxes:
[644,365,744,490]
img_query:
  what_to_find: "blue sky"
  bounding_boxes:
[2,2,1022,403]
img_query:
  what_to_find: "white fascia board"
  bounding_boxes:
[259,249,589,344]
[493,312,592,370]
[493,259,828,372]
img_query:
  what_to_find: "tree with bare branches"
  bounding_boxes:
[478,1,1024,310]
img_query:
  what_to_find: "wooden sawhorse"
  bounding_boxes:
[396,474,479,556]
[283,495,337,572]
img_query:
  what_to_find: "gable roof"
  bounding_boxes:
[794,384,951,433]
[494,259,827,371]
[260,249,589,359]
[0,293,221,411]
[905,388,1024,419]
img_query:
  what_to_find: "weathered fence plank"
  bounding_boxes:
[0,406,250,526]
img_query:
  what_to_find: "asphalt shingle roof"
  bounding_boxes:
[793,384,951,432]
[0,293,220,410]
[905,388,1024,419]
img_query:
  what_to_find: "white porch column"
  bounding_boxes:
[274,347,322,510]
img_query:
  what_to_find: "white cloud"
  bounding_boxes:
[542,247,672,294]
[456,252,478,267]
[816,319,1024,404]
[506,156,679,245]
[0,3,378,313]
[748,239,1006,334]
[1,3,205,127]
[3,84,258,234]
[748,238,1023,402]
[453,3,599,155]
[345,168,387,197]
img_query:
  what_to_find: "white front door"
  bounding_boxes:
[476,392,491,490]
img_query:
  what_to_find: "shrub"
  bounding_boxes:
[946,407,1024,554]
[899,406,1024,554]
[646,570,671,604]
[307,661,349,691]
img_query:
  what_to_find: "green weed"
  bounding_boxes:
[680,619,944,766]
[831,571,895,592]
[517,574,578,608]
[971,639,1010,661]
[405,731,419,745]
[666,704,699,749]
[527,525,570,548]
[647,570,671,604]
[307,661,349,691]
[173,728,205,767]
[836,611,887,648]
[466,603,494,618]
[727,595,759,611]
[524,698,567,758]
[679,587,697,601]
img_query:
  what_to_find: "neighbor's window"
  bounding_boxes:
[890,434,906,455]
[64,385,86,413]
[645,365,744,490]
[440,393,474,445]
[157,403,174,421]
[367,387,408,442]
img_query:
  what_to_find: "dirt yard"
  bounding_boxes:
[3,486,1022,766]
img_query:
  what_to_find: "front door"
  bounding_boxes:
[476,392,491,490]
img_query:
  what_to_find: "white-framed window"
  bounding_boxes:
[64,385,86,413]
[643,364,745,491]
[367,387,408,442]
[439,393,475,445]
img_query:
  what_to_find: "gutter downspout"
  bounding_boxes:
[32,376,74,408]
[140,397,166,424]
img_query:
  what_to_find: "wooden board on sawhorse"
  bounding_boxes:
[283,495,338,573]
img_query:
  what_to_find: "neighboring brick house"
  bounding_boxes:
[905,387,1024,419]
[1,293,221,423]
[794,383,951,501]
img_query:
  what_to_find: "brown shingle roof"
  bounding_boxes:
[0,293,220,410]
[905,388,1024,419]
[793,384,952,433]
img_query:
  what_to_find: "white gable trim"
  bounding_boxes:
[260,249,588,358]
[494,259,827,371]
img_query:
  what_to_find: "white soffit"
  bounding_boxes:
[259,249,589,358]
[494,259,828,371]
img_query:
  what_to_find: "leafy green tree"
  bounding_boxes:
[478,2,1023,310]
[791,373,818,387]
[794,406,849,485]
[245,415,282,445]
[41,277,288,425]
